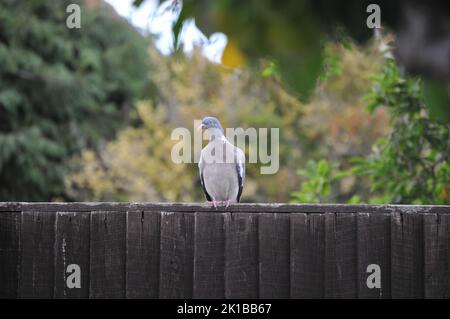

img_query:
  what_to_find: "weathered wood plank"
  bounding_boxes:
[224,213,258,298]
[0,212,21,298]
[324,213,357,298]
[290,213,325,298]
[391,212,424,298]
[89,211,126,298]
[424,213,450,298]
[54,212,90,299]
[126,211,160,299]
[357,212,391,299]
[1,202,448,214]
[1,204,449,300]
[159,212,194,298]
[193,212,225,298]
[20,211,55,298]
[259,213,290,298]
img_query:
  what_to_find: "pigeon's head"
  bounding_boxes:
[199,116,224,134]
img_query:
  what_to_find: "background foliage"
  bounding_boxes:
[0,0,149,200]
[350,60,450,204]
[156,0,450,122]
[66,41,395,203]
[66,49,307,202]
[292,58,450,204]
[1,0,448,204]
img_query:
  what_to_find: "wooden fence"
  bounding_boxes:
[0,203,449,299]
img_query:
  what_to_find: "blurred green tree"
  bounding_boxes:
[300,41,390,201]
[138,0,450,122]
[350,59,450,204]
[0,0,150,200]
[290,159,333,203]
[291,59,450,205]
[66,49,306,202]
[66,42,389,203]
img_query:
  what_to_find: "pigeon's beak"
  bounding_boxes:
[197,123,205,131]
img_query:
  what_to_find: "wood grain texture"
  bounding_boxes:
[324,213,357,298]
[224,213,258,298]
[89,211,126,298]
[126,211,161,299]
[193,212,226,298]
[259,213,290,298]
[20,211,55,298]
[424,213,450,298]
[290,213,325,298]
[159,212,194,298]
[1,204,449,299]
[54,212,90,299]
[391,212,424,298]
[0,212,21,298]
[1,202,448,213]
[357,212,391,299]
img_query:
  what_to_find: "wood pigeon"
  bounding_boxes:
[198,117,245,208]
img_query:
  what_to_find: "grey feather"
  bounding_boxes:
[199,134,245,203]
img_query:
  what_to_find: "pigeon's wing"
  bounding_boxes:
[198,151,212,201]
[235,147,245,202]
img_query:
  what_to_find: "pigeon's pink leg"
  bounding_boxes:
[225,199,237,208]
[205,200,219,209]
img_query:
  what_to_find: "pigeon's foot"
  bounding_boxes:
[205,200,219,210]
[207,200,235,209]
[211,200,220,210]
[225,200,237,208]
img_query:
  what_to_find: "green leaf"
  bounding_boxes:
[262,61,281,80]
[317,159,330,176]
[423,79,450,123]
